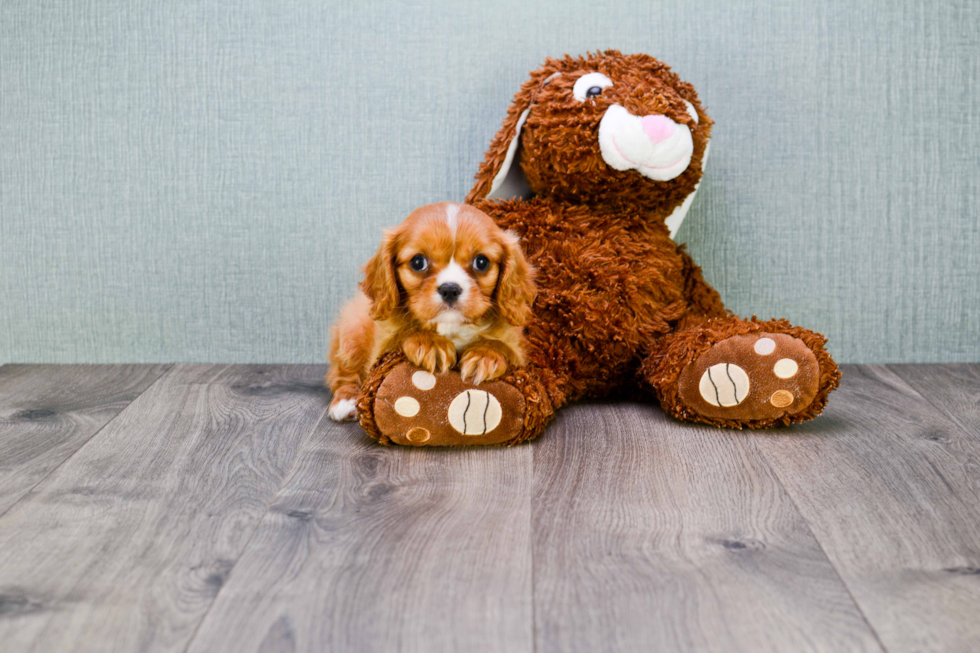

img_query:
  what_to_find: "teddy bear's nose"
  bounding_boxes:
[641,114,676,144]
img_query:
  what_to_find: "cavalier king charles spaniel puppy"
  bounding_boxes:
[327,201,536,421]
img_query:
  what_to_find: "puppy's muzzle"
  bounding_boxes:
[438,283,463,305]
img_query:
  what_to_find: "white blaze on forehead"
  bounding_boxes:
[435,260,472,292]
[444,202,461,238]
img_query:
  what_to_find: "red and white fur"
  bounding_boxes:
[327,202,536,421]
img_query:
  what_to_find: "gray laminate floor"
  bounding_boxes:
[0,363,977,653]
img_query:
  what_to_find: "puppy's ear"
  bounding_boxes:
[466,65,564,204]
[359,229,401,321]
[495,230,536,327]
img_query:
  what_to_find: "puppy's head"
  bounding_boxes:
[361,202,535,328]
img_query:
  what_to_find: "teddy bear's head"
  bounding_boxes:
[467,51,713,233]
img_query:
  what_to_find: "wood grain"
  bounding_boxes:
[0,364,327,653]
[0,364,170,514]
[891,363,980,441]
[754,365,980,653]
[185,419,534,653]
[530,401,883,653]
[2,364,978,652]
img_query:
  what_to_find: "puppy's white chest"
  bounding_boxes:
[436,322,483,351]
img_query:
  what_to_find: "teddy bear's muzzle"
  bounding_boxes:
[597,104,695,181]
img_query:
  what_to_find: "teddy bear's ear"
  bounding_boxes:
[466,69,563,204]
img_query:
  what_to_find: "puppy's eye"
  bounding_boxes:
[472,255,490,272]
[409,254,428,272]
[573,72,613,102]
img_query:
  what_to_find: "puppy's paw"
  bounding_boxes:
[460,345,509,385]
[402,332,457,375]
[328,398,357,422]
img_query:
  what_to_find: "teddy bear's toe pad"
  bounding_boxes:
[373,363,525,446]
[678,333,820,422]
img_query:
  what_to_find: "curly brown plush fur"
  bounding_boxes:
[355,50,840,445]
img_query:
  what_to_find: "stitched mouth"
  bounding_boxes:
[612,135,685,171]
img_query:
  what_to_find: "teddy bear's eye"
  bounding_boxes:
[409,254,428,272]
[472,255,490,272]
[573,72,613,102]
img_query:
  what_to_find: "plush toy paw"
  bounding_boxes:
[402,332,457,374]
[677,332,822,423]
[367,361,526,446]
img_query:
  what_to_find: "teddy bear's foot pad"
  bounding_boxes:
[677,333,820,422]
[373,362,526,446]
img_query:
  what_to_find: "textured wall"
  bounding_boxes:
[1,0,978,364]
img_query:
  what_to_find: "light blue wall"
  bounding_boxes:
[2,0,978,363]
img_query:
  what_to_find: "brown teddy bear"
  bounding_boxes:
[354,50,841,446]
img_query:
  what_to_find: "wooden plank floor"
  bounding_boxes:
[0,364,977,653]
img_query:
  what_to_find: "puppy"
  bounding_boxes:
[326,201,536,422]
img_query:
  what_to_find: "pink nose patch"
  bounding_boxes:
[641,115,675,144]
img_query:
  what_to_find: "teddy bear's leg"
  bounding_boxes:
[641,315,841,428]
[355,352,564,446]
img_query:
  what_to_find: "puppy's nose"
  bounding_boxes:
[438,283,463,304]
